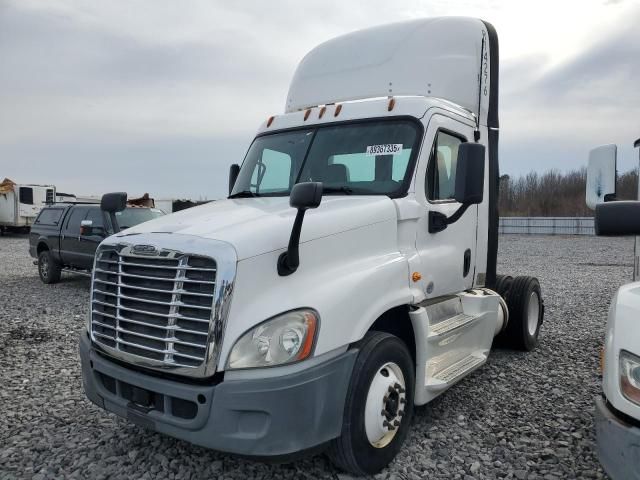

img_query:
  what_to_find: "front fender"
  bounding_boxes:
[218,219,413,370]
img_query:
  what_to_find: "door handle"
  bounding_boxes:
[463,249,471,277]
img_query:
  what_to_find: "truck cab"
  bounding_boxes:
[79,18,544,474]
[587,140,640,480]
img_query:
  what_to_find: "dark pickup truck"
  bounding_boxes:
[29,201,164,283]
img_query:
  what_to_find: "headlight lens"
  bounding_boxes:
[620,350,640,405]
[227,309,318,370]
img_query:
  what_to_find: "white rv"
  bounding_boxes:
[587,140,640,480]
[0,179,55,233]
[79,18,544,474]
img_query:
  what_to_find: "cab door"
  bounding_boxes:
[77,208,108,269]
[60,207,88,267]
[414,114,479,297]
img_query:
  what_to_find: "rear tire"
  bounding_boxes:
[38,250,61,284]
[497,276,543,351]
[327,332,415,475]
[494,274,513,298]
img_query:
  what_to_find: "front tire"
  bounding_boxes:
[327,332,415,475]
[38,250,61,284]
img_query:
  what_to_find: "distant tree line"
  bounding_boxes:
[499,168,639,217]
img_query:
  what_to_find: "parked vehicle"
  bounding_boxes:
[29,196,164,284]
[79,18,544,474]
[0,178,55,234]
[587,139,640,480]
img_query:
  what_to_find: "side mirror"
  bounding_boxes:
[229,164,240,195]
[278,182,323,276]
[101,192,127,213]
[586,144,616,210]
[101,192,127,234]
[595,201,640,236]
[290,181,323,210]
[80,219,93,236]
[454,143,485,205]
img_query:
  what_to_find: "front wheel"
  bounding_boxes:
[327,332,415,475]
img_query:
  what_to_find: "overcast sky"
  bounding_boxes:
[0,0,638,199]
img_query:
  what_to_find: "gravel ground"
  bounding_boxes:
[0,233,634,480]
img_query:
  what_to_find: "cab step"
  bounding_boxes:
[426,353,486,391]
[428,312,480,339]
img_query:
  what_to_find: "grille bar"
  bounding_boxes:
[98,258,217,272]
[94,268,216,284]
[93,278,214,298]
[94,289,213,310]
[91,248,217,369]
[92,310,208,336]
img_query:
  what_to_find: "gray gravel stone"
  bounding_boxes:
[0,233,625,479]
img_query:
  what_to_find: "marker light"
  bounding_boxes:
[388,97,396,111]
[334,104,342,117]
[227,309,318,370]
[304,109,311,121]
[319,106,326,119]
[267,116,275,127]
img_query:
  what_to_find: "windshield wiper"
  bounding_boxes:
[229,190,258,199]
[322,186,354,195]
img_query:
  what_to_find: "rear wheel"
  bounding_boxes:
[497,276,543,351]
[327,332,415,475]
[38,250,61,284]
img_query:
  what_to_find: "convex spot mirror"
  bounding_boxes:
[595,201,640,236]
[586,144,617,210]
[101,192,127,213]
[454,142,485,205]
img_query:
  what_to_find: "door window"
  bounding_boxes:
[426,131,464,201]
[35,208,64,225]
[65,207,87,234]
[85,209,106,236]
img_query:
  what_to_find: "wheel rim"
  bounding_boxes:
[39,256,48,280]
[527,291,540,336]
[364,362,406,448]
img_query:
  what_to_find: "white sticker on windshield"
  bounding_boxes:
[365,144,403,156]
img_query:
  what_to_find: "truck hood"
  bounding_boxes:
[116,196,397,260]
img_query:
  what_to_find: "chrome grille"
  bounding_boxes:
[91,247,217,369]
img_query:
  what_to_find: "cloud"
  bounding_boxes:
[0,0,638,198]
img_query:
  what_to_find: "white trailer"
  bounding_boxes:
[0,179,55,233]
[79,18,544,474]
[587,140,640,480]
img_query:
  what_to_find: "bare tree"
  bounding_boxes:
[498,168,638,217]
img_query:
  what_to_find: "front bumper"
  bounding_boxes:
[80,332,356,456]
[595,396,640,480]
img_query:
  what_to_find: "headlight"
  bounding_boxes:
[620,350,640,405]
[227,309,318,370]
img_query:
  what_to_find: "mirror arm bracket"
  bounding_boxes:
[428,203,472,234]
[278,209,306,276]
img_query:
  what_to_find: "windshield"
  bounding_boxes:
[114,207,165,229]
[231,119,421,197]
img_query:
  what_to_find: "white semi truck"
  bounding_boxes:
[0,179,56,234]
[79,18,544,474]
[587,140,640,480]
